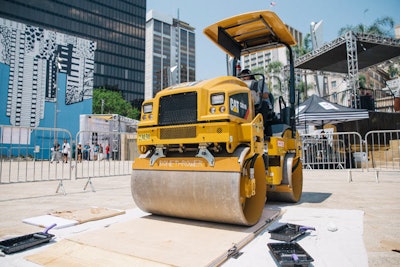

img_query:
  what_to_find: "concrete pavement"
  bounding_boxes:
[0,170,399,266]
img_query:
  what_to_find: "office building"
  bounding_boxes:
[240,25,304,99]
[0,0,146,104]
[0,17,95,133]
[145,10,195,99]
[241,25,303,71]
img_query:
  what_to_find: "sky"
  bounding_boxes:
[147,0,400,80]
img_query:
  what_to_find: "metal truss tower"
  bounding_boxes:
[345,31,359,108]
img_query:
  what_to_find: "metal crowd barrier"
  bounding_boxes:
[300,130,400,182]
[0,126,138,193]
[0,125,72,193]
[300,132,363,169]
[73,130,138,191]
[364,130,400,182]
[1,125,398,189]
[302,138,346,170]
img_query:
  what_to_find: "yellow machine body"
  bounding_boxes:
[131,10,303,226]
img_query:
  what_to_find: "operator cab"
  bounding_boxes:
[204,10,297,138]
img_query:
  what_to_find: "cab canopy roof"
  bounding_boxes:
[203,10,296,58]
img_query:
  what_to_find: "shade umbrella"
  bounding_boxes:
[296,94,369,127]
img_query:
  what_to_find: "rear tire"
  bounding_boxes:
[267,154,303,203]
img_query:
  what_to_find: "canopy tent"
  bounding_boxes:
[296,94,369,127]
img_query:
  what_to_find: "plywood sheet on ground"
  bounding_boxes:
[25,208,280,267]
[26,239,171,267]
[50,207,125,224]
[22,215,78,229]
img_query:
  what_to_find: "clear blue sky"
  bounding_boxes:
[147,0,400,80]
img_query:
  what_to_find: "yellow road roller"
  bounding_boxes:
[131,10,303,226]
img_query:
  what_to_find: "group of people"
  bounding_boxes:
[50,139,71,163]
[51,140,110,163]
[239,69,274,137]
[76,142,110,162]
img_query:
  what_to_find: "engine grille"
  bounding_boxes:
[160,126,196,139]
[159,92,197,126]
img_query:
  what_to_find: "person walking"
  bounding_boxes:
[62,139,70,163]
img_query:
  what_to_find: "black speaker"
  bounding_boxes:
[360,95,375,110]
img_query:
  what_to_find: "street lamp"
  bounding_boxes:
[169,65,178,86]
[53,52,62,140]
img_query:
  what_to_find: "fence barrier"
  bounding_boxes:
[0,125,138,193]
[364,130,400,181]
[73,130,138,191]
[300,132,364,181]
[299,130,400,182]
[1,125,398,190]
[0,125,72,193]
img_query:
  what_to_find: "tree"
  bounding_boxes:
[93,88,140,119]
[293,33,312,57]
[358,74,367,89]
[388,64,399,78]
[338,16,395,37]
[251,66,265,77]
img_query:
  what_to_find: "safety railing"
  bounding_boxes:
[0,126,138,194]
[300,130,400,182]
[2,125,398,189]
[0,125,72,193]
[300,132,365,181]
[300,132,363,168]
[73,130,138,191]
[302,138,346,170]
[364,130,400,181]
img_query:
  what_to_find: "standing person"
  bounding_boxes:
[77,143,82,163]
[83,143,90,160]
[62,139,70,163]
[50,141,60,163]
[93,143,99,161]
[98,143,104,160]
[105,144,110,160]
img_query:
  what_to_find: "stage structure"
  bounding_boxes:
[295,32,400,108]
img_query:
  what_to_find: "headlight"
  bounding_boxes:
[143,103,153,113]
[211,94,224,105]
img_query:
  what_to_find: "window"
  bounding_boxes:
[163,23,171,35]
[154,20,162,33]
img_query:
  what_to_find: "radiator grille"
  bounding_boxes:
[159,92,197,125]
[160,126,196,139]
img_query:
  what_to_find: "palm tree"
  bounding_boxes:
[388,64,399,78]
[265,61,284,94]
[338,16,395,37]
[293,34,313,100]
[293,33,312,58]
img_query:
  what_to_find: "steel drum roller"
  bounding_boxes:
[131,156,266,226]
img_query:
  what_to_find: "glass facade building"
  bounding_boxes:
[0,0,146,105]
[145,10,195,99]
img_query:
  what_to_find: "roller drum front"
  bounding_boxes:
[131,156,266,226]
